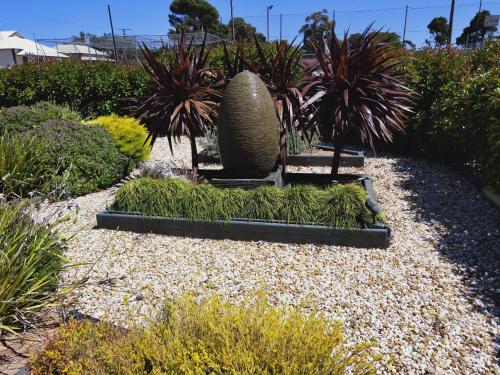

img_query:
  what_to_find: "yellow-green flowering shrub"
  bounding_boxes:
[85,114,150,162]
[32,294,380,374]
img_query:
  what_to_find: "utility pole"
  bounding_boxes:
[279,14,282,41]
[119,28,131,36]
[230,0,235,42]
[108,5,118,61]
[402,5,408,46]
[479,0,483,12]
[267,5,273,41]
[448,0,456,46]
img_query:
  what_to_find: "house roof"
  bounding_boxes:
[54,43,108,56]
[0,30,67,58]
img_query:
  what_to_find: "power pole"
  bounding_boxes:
[279,14,282,41]
[332,9,336,33]
[108,5,118,60]
[479,0,483,12]
[448,0,456,46]
[267,5,273,41]
[230,0,235,42]
[403,5,408,45]
[119,28,131,36]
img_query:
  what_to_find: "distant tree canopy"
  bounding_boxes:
[230,17,265,43]
[456,10,498,47]
[350,31,404,47]
[168,0,220,33]
[299,10,333,52]
[426,16,449,47]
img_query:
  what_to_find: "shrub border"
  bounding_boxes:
[96,177,389,248]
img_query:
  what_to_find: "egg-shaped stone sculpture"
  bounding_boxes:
[217,70,279,178]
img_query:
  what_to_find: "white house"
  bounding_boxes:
[53,43,113,61]
[0,30,67,67]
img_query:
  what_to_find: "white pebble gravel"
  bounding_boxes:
[37,137,499,374]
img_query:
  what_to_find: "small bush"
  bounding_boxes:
[28,120,130,197]
[0,134,48,199]
[32,294,379,374]
[84,114,150,161]
[0,102,81,134]
[114,177,374,228]
[0,202,63,335]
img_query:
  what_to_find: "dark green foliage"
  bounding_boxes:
[0,102,81,134]
[0,61,149,117]
[27,121,130,197]
[168,0,220,33]
[0,134,48,199]
[0,202,63,335]
[114,177,374,228]
[426,17,449,47]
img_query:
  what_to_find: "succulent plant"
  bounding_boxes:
[217,70,279,178]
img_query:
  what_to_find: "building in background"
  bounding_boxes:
[0,30,67,67]
[53,43,113,61]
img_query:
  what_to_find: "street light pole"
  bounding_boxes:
[267,5,273,41]
[448,0,456,46]
[230,0,235,42]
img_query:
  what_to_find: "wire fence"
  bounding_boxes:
[32,1,499,63]
[36,32,226,63]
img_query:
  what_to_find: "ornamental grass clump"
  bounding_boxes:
[0,202,63,335]
[84,114,150,162]
[0,134,48,199]
[32,294,380,374]
[114,177,374,228]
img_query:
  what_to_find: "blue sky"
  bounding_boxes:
[1,0,499,46]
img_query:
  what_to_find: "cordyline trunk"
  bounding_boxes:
[190,133,199,170]
[279,124,287,176]
[331,132,344,178]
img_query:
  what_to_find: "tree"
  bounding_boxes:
[426,17,449,47]
[231,17,265,43]
[299,10,333,52]
[456,10,498,47]
[168,0,220,33]
[301,27,413,177]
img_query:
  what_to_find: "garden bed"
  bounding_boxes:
[96,175,389,248]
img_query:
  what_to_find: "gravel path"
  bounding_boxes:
[39,137,499,374]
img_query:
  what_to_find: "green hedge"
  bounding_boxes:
[0,61,148,118]
[114,177,374,228]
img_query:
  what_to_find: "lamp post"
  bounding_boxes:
[267,5,273,41]
[230,0,235,42]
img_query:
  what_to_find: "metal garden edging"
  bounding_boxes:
[95,176,390,249]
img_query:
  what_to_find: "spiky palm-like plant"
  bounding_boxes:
[301,26,414,177]
[254,36,305,171]
[129,32,222,169]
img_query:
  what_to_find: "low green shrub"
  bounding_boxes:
[0,102,81,134]
[84,114,150,161]
[0,202,63,335]
[0,61,149,117]
[0,134,48,199]
[32,294,379,374]
[27,120,131,197]
[114,177,374,228]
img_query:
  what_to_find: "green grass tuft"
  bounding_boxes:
[114,177,375,228]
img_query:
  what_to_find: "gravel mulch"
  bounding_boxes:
[37,137,499,374]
